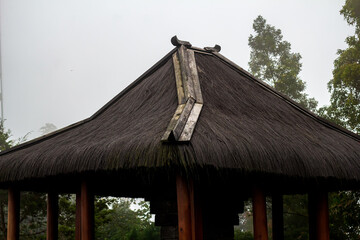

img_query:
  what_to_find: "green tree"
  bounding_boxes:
[282,195,309,240]
[322,0,360,133]
[329,191,360,239]
[248,15,318,111]
[97,199,159,240]
[319,2,360,237]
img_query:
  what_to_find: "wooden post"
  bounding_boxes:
[309,191,329,240]
[176,175,192,240]
[47,192,59,240]
[176,175,203,240]
[252,186,268,240]
[81,181,94,240]
[7,187,19,240]
[75,192,81,240]
[189,180,203,240]
[272,194,284,240]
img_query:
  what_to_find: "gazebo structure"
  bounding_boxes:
[1,36,360,240]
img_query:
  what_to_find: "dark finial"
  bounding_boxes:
[204,44,221,53]
[171,36,192,47]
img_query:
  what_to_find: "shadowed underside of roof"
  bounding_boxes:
[0,43,360,187]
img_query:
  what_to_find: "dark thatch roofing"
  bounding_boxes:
[1,41,360,189]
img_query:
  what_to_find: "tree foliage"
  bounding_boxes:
[322,0,360,133]
[248,15,318,111]
[329,191,360,239]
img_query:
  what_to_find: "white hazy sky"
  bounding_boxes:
[0,0,355,140]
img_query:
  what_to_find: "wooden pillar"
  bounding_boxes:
[80,181,94,240]
[75,192,81,240]
[189,180,203,240]
[272,194,284,240]
[176,175,203,240]
[7,187,19,240]
[309,191,329,240]
[176,175,192,240]
[47,192,59,240]
[252,186,268,240]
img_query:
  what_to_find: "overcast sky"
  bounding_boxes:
[0,0,355,140]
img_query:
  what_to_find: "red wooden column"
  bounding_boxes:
[75,192,81,240]
[189,180,203,240]
[272,194,284,240]
[252,186,268,240]
[176,175,203,240]
[47,192,59,240]
[80,181,94,240]
[7,187,20,240]
[309,191,329,240]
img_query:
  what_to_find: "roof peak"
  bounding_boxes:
[171,35,221,53]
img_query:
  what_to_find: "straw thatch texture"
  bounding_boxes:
[0,57,180,182]
[179,52,360,181]
[1,47,360,186]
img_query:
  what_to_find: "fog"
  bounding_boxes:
[0,0,354,140]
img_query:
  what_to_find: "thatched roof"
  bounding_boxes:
[1,38,360,192]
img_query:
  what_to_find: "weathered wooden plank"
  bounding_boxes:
[172,53,186,105]
[171,98,195,140]
[161,104,186,141]
[7,187,19,240]
[179,103,202,141]
[252,186,268,240]
[187,50,203,103]
[178,45,196,100]
[163,45,203,142]
[47,192,59,240]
